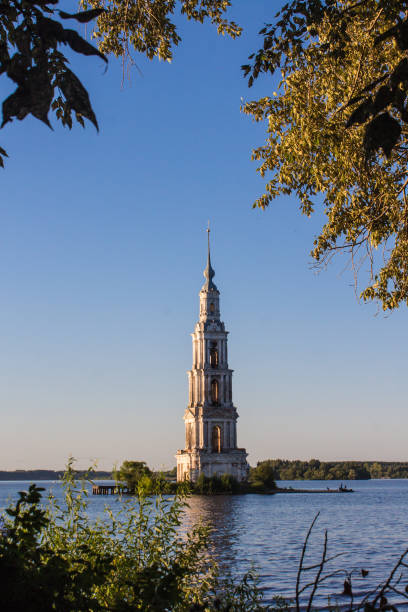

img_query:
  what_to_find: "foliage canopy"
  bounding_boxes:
[243,0,408,310]
[80,0,241,60]
[0,0,240,165]
[0,0,110,168]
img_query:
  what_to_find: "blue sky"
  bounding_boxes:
[0,1,407,471]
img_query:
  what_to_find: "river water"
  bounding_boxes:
[1,479,408,608]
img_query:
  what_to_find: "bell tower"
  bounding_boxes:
[176,227,249,482]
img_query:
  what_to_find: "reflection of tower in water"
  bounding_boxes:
[181,496,240,570]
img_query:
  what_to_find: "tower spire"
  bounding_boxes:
[203,221,217,290]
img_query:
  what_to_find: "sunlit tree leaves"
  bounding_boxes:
[79,0,241,60]
[243,0,408,310]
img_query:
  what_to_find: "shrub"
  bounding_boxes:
[220,473,240,493]
[249,463,277,490]
[194,474,240,495]
[0,460,262,611]
[113,460,152,492]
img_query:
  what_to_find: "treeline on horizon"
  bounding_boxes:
[0,470,112,481]
[259,459,408,480]
[5,460,408,482]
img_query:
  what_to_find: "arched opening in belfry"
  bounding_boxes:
[211,378,219,404]
[212,425,222,453]
[210,342,218,368]
[209,302,215,313]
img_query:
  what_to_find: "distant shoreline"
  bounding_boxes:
[275,486,354,494]
[253,459,408,480]
[3,460,408,483]
[0,470,112,481]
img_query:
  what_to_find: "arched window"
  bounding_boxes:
[209,302,215,313]
[211,379,219,404]
[210,342,218,368]
[186,424,193,449]
[212,425,222,453]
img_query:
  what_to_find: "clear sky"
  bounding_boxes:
[0,1,407,471]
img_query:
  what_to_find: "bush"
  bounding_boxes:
[249,463,277,490]
[0,459,262,611]
[113,460,152,492]
[194,473,241,495]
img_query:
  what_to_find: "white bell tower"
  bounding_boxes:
[176,226,249,482]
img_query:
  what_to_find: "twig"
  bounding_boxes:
[296,512,320,612]
[373,548,408,605]
[303,552,345,571]
[307,530,328,612]
[388,584,408,599]
[298,569,346,595]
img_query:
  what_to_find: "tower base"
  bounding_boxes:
[176,448,249,483]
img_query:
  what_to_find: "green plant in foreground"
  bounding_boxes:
[4,466,408,611]
[0,459,263,611]
[0,482,111,610]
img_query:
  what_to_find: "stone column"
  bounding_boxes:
[201,336,205,368]
[195,420,200,449]
[193,372,197,405]
[202,373,205,405]
[199,420,204,448]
